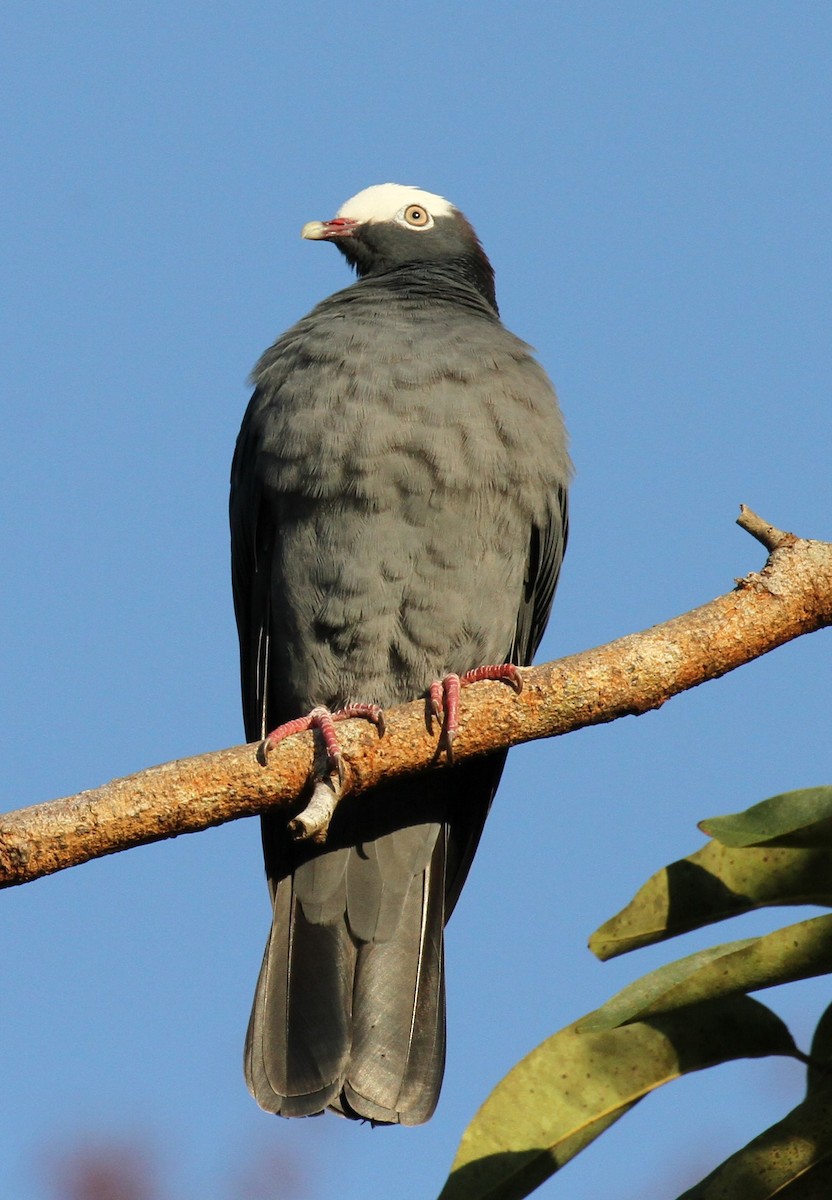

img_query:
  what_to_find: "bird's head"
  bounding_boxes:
[301,183,497,310]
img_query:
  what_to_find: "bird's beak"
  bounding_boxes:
[301,217,359,241]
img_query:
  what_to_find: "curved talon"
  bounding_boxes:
[329,750,346,786]
[460,663,523,693]
[438,725,457,765]
[428,663,523,761]
[427,673,460,762]
[307,706,344,779]
[260,702,385,786]
[341,703,386,736]
[427,681,445,731]
[260,714,313,761]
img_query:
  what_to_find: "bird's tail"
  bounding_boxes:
[244,814,447,1124]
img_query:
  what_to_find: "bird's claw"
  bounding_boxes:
[427,664,522,762]
[437,724,457,764]
[261,703,384,770]
[462,663,524,694]
[427,680,445,731]
[260,703,385,836]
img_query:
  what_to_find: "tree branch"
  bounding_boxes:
[3,509,831,889]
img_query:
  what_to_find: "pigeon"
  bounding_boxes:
[230,183,571,1124]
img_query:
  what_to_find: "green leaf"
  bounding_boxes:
[591,839,832,960]
[701,787,832,848]
[436,997,796,1200]
[676,1086,832,1199]
[807,1001,832,1096]
[582,915,832,1031]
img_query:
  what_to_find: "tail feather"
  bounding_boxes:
[245,825,447,1123]
[346,830,446,1124]
[246,760,501,1123]
[245,878,355,1115]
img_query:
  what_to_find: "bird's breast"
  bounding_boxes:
[252,335,564,519]
[268,486,532,710]
[240,297,570,708]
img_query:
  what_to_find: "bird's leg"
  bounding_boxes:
[262,704,386,781]
[428,664,523,763]
[260,704,386,842]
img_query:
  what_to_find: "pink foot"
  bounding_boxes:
[428,665,523,762]
[261,704,386,782]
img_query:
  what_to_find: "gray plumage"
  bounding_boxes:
[230,183,571,1124]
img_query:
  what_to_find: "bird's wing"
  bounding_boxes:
[230,398,273,742]
[511,483,569,667]
[443,483,568,918]
[445,480,569,920]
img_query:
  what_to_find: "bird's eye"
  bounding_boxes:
[399,203,434,230]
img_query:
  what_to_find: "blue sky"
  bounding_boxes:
[2,3,831,1197]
